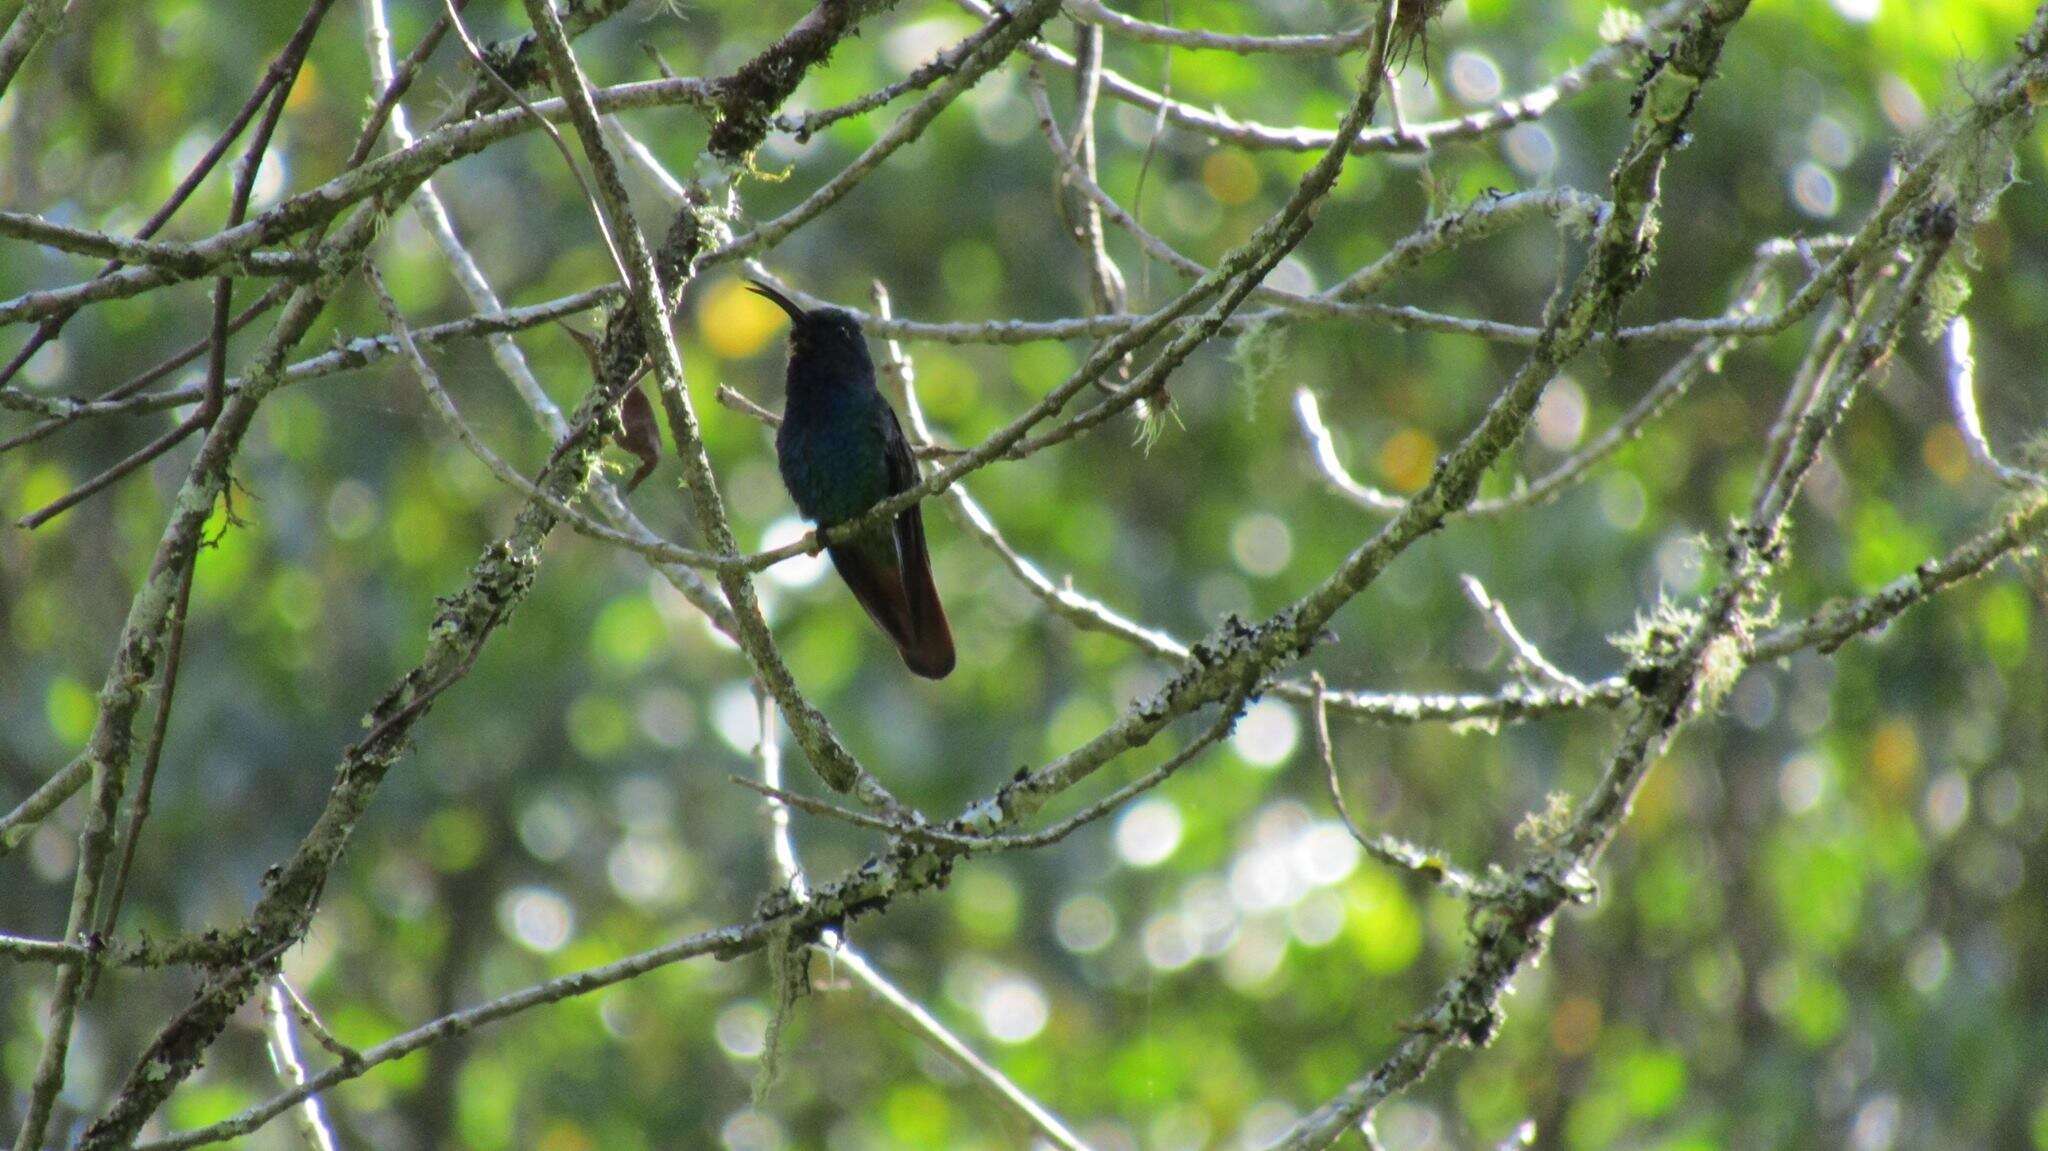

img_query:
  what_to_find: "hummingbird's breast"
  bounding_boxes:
[776,385,892,527]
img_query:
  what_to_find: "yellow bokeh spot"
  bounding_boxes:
[1922,425,1970,485]
[284,62,318,112]
[1868,718,1921,799]
[1550,994,1603,1057]
[536,1121,594,1151]
[697,279,786,361]
[1202,149,1260,206]
[1376,427,1438,492]
[1630,758,1677,836]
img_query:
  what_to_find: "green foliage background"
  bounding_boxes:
[3,0,2047,1148]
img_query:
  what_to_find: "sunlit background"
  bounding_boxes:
[4,0,2047,1148]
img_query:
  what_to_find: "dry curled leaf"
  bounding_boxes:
[616,384,660,492]
[559,320,658,491]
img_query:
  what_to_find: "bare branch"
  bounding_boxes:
[1460,575,1587,693]
[260,983,340,1151]
[1753,493,2048,660]
[0,212,317,278]
[1946,315,2047,491]
[0,0,73,103]
[276,978,363,1068]
[706,0,905,163]
[963,0,1704,155]
[749,687,1096,1149]
[1309,676,1484,896]
[770,4,1016,139]
[1279,133,1987,1151]
[516,0,919,815]
[132,918,782,1151]
[9,5,2046,1150]
[1068,0,1371,56]
[91,553,199,964]
[0,931,87,964]
[360,0,738,637]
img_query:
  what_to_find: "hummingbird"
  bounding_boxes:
[748,281,956,680]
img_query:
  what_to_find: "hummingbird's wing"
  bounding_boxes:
[878,402,955,678]
[821,401,956,680]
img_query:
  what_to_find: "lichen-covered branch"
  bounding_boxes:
[6,4,2047,1150]
[963,0,1704,155]
[517,0,911,812]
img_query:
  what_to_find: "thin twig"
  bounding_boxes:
[769,4,1016,139]
[1946,315,2045,490]
[0,212,317,276]
[260,983,341,1151]
[962,0,1704,155]
[277,977,364,1068]
[1308,675,1483,896]
[1067,0,1371,56]
[0,0,74,103]
[15,0,339,530]
[90,549,200,981]
[738,690,1248,855]
[517,0,929,814]
[440,0,628,284]
[0,0,328,387]
[364,263,651,550]
[365,0,737,641]
[1459,574,1587,692]
[747,686,1096,1149]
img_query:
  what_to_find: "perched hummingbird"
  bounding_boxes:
[748,281,956,680]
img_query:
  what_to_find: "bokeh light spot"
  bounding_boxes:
[1504,123,1558,177]
[698,279,786,360]
[1232,699,1299,769]
[1790,161,1839,218]
[1921,425,1969,485]
[1115,797,1183,868]
[720,1109,785,1151]
[1376,427,1437,492]
[1055,894,1118,954]
[761,516,828,588]
[1201,149,1260,206]
[978,976,1049,1044]
[712,681,764,753]
[1533,376,1588,452]
[1550,995,1602,1056]
[1447,50,1504,103]
[1230,513,1293,578]
[716,1001,769,1059]
[497,886,574,953]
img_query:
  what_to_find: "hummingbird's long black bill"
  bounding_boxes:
[744,280,806,324]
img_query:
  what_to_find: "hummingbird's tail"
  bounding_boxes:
[827,516,955,680]
[895,529,956,680]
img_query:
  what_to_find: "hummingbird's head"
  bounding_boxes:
[745,280,869,366]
